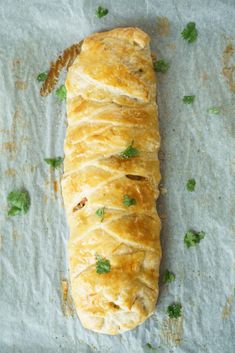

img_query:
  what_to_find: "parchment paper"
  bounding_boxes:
[0,0,235,352]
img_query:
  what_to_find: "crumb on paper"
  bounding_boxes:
[156,16,170,37]
[5,168,16,176]
[53,180,58,193]
[222,295,234,319]
[222,42,235,93]
[60,279,76,318]
[160,317,183,346]
[15,80,28,90]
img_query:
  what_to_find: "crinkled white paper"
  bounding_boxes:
[0,0,235,352]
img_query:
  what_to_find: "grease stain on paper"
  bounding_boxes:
[60,279,76,317]
[160,317,183,346]
[221,295,234,319]
[156,16,170,37]
[222,42,235,93]
[15,80,28,90]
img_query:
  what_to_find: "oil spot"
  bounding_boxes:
[156,16,170,37]
[12,59,21,74]
[5,168,16,176]
[2,142,17,153]
[222,43,235,93]
[222,295,234,319]
[200,72,209,81]
[160,317,183,346]
[60,279,76,317]
[15,80,28,90]
[166,43,176,50]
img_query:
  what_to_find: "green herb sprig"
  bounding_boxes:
[207,107,220,115]
[183,95,195,104]
[186,178,196,192]
[96,6,108,18]
[120,141,139,159]
[154,59,170,73]
[181,22,198,43]
[96,255,111,274]
[163,269,176,284]
[44,157,64,169]
[184,230,205,248]
[37,72,48,82]
[55,85,67,101]
[123,195,136,207]
[7,190,30,216]
[167,303,182,319]
[96,207,105,222]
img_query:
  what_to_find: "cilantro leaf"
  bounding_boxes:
[44,157,64,169]
[7,190,30,216]
[186,178,196,192]
[55,85,67,101]
[120,141,139,159]
[37,72,48,82]
[181,22,198,43]
[207,106,220,115]
[96,255,111,274]
[154,59,170,73]
[184,230,205,248]
[96,6,108,18]
[96,207,105,222]
[183,95,195,104]
[167,303,182,319]
[123,195,136,207]
[163,269,176,284]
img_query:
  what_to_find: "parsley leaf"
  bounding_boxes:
[154,59,170,73]
[55,85,67,101]
[167,303,182,319]
[96,207,105,222]
[96,6,108,18]
[163,269,176,284]
[37,72,48,82]
[44,157,64,169]
[96,255,111,274]
[186,178,196,192]
[7,190,30,216]
[123,195,136,207]
[183,95,195,104]
[120,141,139,159]
[184,230,205,248]
[207,106,220,115]
[181,22,198,43]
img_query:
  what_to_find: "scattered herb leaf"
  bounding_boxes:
[163,269,176,284]
[123,195,136,207]
[37,72,48,82]
[96,207,105,222]
[183,95,195,104]
[96,6,108,18]
[184,230,205,248]
[146,343,153,349]
[44,157,64,169]
[120,141,139,159]
[55,85,67,101]
[154,59,170,73]
[167,303,182,319]
[96,255,111,274]
[181,22,198,43]
[186,178,196,192]
[7,190,30,216]
[207,106,220,115]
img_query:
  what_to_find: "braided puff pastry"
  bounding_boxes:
[62,27,161,335]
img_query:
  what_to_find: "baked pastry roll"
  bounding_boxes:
[62,27,161,335]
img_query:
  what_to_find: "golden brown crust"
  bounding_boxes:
[62,27,161,335]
